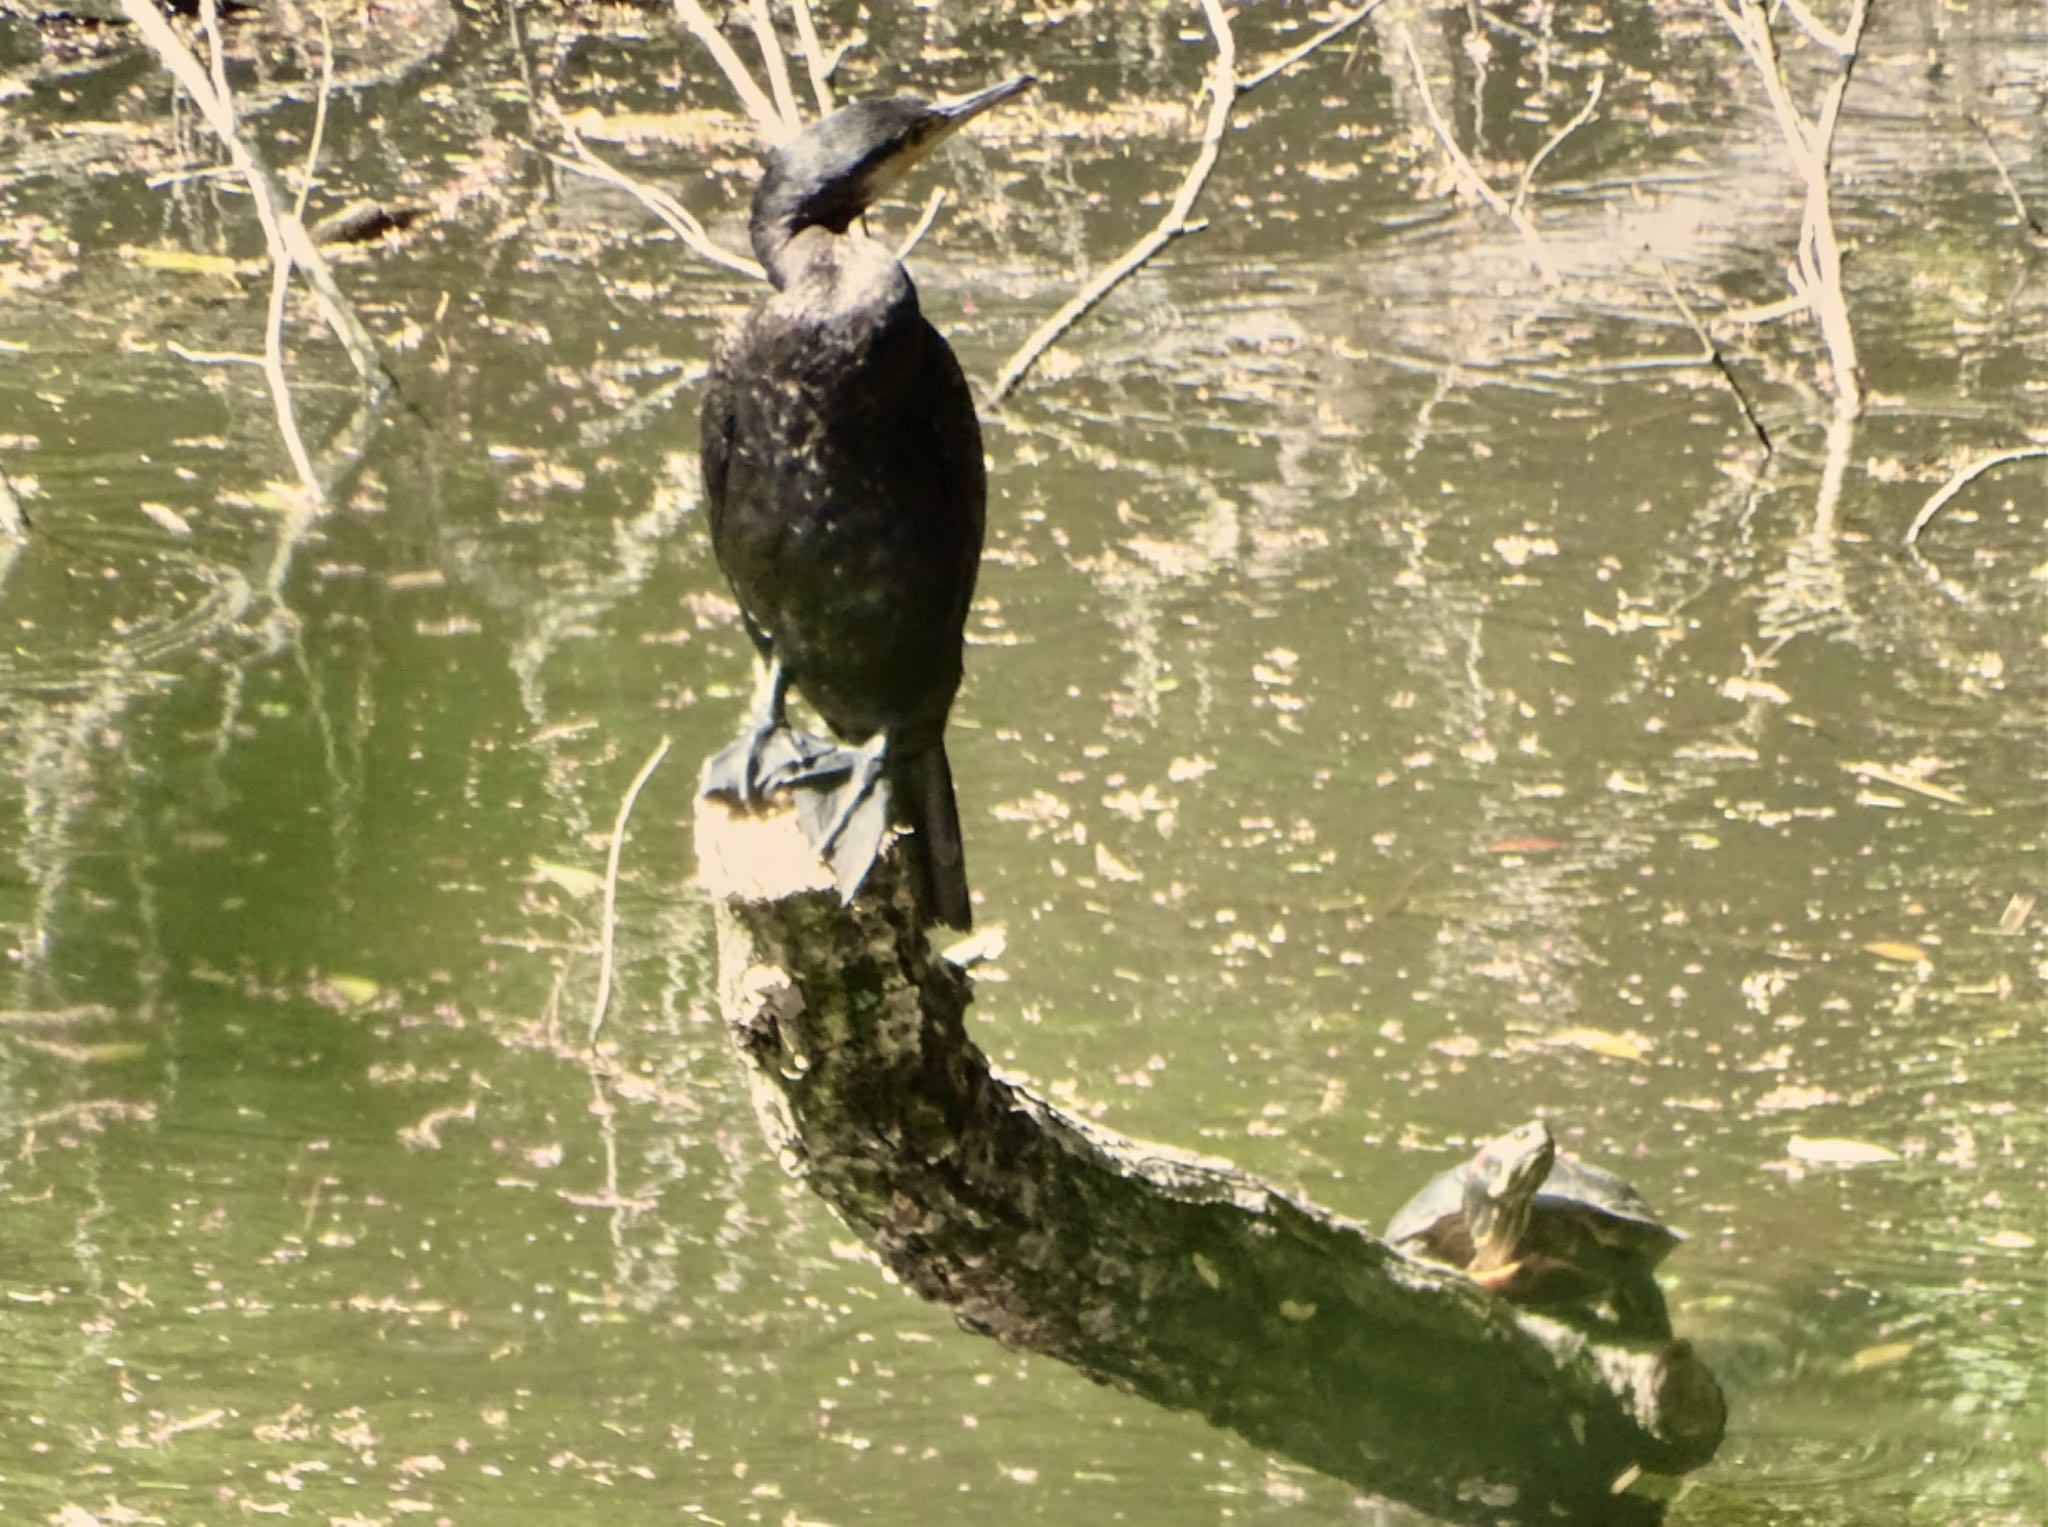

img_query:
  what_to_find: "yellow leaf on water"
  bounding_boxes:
[123,244,240,278]
[16,1038,148,1065]
[1985,1230,2036,1250]
[1850,1341,1914,1371]
[325,975,381,1007]
[1862,940,1930,965]
[530,860,604,898]
[1545,1027,1651,1062]
[138,501,194,536]
[1788,1135,1900,1166]
[1841,761,1968,806]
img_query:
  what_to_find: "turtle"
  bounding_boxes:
[1384,1119,1683,1338]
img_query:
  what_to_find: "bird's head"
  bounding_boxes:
[750,76,1033,279]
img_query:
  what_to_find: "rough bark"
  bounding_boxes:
[697,797,1726,1526]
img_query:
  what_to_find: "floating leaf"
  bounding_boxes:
[1487,837,1561,854]
[531,860,604,898]
[1997,894,2034,936]
[941,924,1007,968]
[1754,1083,1836,1114]
[16,1037,148,1064]
[1093,842,1141,883]
[1850,1341,1914,1371]
[123,244,239,277]
[1788,1135,1900,1166]
[1545,1026,1650,1062]
[1841,760,1969,806]
[1985,1229,2035,1251]
[1721,675,1791,705]
[324,975,381,1007]
[138,501,193,536]
[1862,940,1930,965]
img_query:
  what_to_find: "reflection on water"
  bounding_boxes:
[1,1,2042,1522]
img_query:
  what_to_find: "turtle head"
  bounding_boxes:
[1463,1119,1556,1276]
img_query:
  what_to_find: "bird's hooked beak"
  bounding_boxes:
[908,74,1035,165]
[933,75,1036,133]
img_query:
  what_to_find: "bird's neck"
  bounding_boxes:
[750,172,856,289]
[764,228,912,338]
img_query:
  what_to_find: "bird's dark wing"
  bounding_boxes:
[699,357,737,543]
[914,315,988,621]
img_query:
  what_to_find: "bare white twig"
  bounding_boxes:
[256,271,320,500]
[1239,0,1385,93]
[987,0,1235,406]
[988,0,1388,405]
[294,16,334,223]
[673,0,787,142]
[1711,0,1869,419]
[1399,26,1506,217]
[1512,73,1602,219]
[119,0,390,393]
[895,187,947,261]
[787,0,836,113]
[1717,293,1810,327]
[1966,113,2044,237]
[1777,0,1856,54]
[196,0,321,503]
[0,465,27,538]
[589,735,672,1045]
[535,103,763,278]
[745,0,801,134]
[1903,448,2048,548]
[1399,25,1560,285]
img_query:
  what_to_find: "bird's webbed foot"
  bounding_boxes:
[792,732,893,904]
[699,722,847,804]
[701,659,847,805]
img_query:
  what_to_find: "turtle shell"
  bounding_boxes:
[1386,1135,1682,1312]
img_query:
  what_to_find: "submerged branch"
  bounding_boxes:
[1654,255,1772,454]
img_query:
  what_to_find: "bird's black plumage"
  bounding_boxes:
[699,78,1031,930]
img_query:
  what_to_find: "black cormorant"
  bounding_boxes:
[699,77,1032,931]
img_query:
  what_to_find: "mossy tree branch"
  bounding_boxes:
[696,798,1726,1526]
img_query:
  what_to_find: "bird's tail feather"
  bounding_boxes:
[896,745,972,931]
